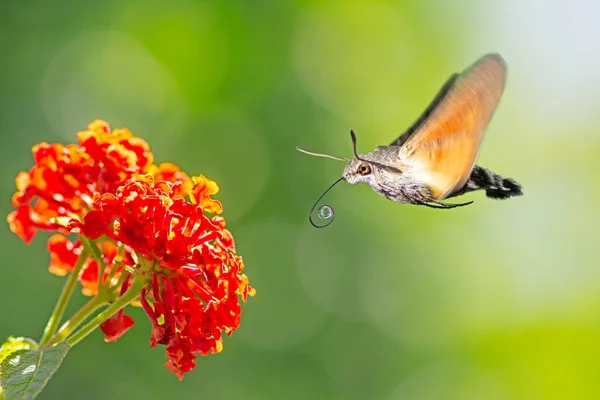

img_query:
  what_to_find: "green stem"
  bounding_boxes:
[44,295,107,348]
[39,248,90,347]
[80,236,106,290]
[111,271,130,293]
[105,244,129,288]
[66,277,147,347]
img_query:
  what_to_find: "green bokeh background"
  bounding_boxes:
[2,1,600,399]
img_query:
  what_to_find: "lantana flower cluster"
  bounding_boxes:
[7,120,254,379]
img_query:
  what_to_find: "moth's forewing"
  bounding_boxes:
[399,54,507,199]
[390,73,459,147]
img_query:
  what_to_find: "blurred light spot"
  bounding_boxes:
[485,170,600,316]
[236,220,328,350]
[388,362,512,400]
[231,356,334,400]
[319,321,405,400]
[41,30,186,143]
[115,0,228,106]
[358,235,469,347]
[178,378,260,400]
[294,225,371,321]
[429,219,517,331]
[174,111,269,221]
[293,1,418,123]
[473,325,600,399]
[472,0,600,131]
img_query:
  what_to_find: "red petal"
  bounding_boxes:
[47,234,80,276]
[100,310,135,342]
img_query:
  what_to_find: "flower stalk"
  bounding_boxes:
[39,248,90,347]
[67,277,147,346]
[44,295,107,348]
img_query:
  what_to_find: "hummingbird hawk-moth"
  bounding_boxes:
[297,53,523,228]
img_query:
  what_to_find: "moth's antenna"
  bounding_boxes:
[296,147,349,162]
[350,130,360,159]
[308,177,345,228]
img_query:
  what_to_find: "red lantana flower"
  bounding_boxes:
[70,175,254,378]
[8,120,153,243]
[7,120,253,379]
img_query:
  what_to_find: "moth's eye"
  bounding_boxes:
[357,163,372,176]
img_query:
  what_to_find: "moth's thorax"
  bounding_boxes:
[362,146,402,164]
[342,146,433,204]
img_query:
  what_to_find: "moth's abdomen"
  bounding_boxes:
[465,165,523,199]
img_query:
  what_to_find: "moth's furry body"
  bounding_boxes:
[297,53,523,226]
[343,145,522,205]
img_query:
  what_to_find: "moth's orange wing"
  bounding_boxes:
[399,53,507,200]
[390,73,459,148]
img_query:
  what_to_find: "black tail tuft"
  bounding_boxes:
[469,166,523,200]
[485,177,522,199]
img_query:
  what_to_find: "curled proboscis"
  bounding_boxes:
[308,177,344,228]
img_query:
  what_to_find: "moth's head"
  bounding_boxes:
[342,158,376,185]
[297,130,378,185]
[342,130,377,185]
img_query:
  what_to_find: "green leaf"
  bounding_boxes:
[0,338,38,400]
[0,342,70,400]
[0,337,37,367]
